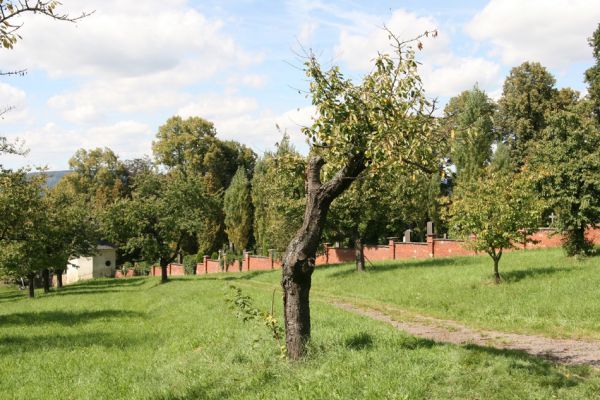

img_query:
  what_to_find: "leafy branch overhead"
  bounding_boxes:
[303,29,445,175]
[0,0,93,49]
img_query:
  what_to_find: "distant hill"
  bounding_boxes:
[28,170,72,188]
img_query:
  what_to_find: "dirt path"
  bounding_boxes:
[334,302,600,367]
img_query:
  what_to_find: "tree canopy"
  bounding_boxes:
[528,99,600,255]
[450,167,542,283]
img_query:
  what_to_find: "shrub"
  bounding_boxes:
[183,254,198,275]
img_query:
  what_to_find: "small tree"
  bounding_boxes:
[450,168,541,283]
[102,169,215,283]
[223,166,252,252]
[40,185,99,289]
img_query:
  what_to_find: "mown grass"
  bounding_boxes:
[248,247,600,340]
[1,257,600,399]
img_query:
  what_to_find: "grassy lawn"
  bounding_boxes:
[1,247,600,398]
[0,264,598,399]
[247,247,600,340]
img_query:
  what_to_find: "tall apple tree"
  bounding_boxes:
[281,31,446,359]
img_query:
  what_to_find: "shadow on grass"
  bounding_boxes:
[327,256,479,278]
[500,266,568,283]
[0,290,28,304]
[344,332,374,350]
[0,331,145,355]
[396,336,582,389]
[223,270,275,281]
[0,309,145,327]
[49,277,149,296]
[462,344,583,389]
[60,277,148,290]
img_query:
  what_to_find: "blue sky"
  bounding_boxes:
[0,0,599,169]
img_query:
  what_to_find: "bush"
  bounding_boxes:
[133,261,151,276]
[183,254,199,275]
[121,262,133,273]
[562,229,594,257]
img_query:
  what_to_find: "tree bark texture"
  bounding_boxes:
[355,237,365,272]
[282,154,365,360]
[492,250,502,284]
[56,270,63,288]
[27,273,35,298]
[160,258,169,283]
[42,268,50,293]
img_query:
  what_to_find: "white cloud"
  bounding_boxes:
[0,83,28,123]
[0,0,260,79]
[213,106,315,154]
[3,0,265,125]
[334,9,445,71]
[3,120,154,169]
[177,94,259,119]
[421,57,501,97]
[298,20,319,44]
[226,74,268,89]
[466,0,600,68]
[331,8,502,98]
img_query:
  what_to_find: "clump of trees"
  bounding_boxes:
[0,170,98,297]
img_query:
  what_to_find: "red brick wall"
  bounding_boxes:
[587,227,600,243]
[168,263,185,276]
[527,229,563,249]
[393,243,429,259]
[115,269,135,278]
[363,245,391,261]
[245,256,273,271]
[326,248,356,264]
[159,226,600,275]
[206,260,221,273]
[195,262,205,275]
[150,264,185,276]
[433,240,476,257]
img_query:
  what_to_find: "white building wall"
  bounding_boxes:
[93,248,116,278]
[66,256,94,284]
[65,247,116,284]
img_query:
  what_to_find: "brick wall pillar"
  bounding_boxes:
[203,255,208,274]
[245,251,251,271]
[427,235,435,258]
[387,237,397,260]
[324,243,330,265]
[426,221,436,258]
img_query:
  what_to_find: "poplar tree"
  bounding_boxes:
[223,167,252,252]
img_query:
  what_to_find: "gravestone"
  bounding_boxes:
[427,221,434,237]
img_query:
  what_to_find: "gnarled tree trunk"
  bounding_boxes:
[56,270,63,288]
[160,258,169,283]
[492,250,502,284]
[42,268,50,293]
[282,155,365,360]
[355,237,365,272]
[27,272,35,298]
